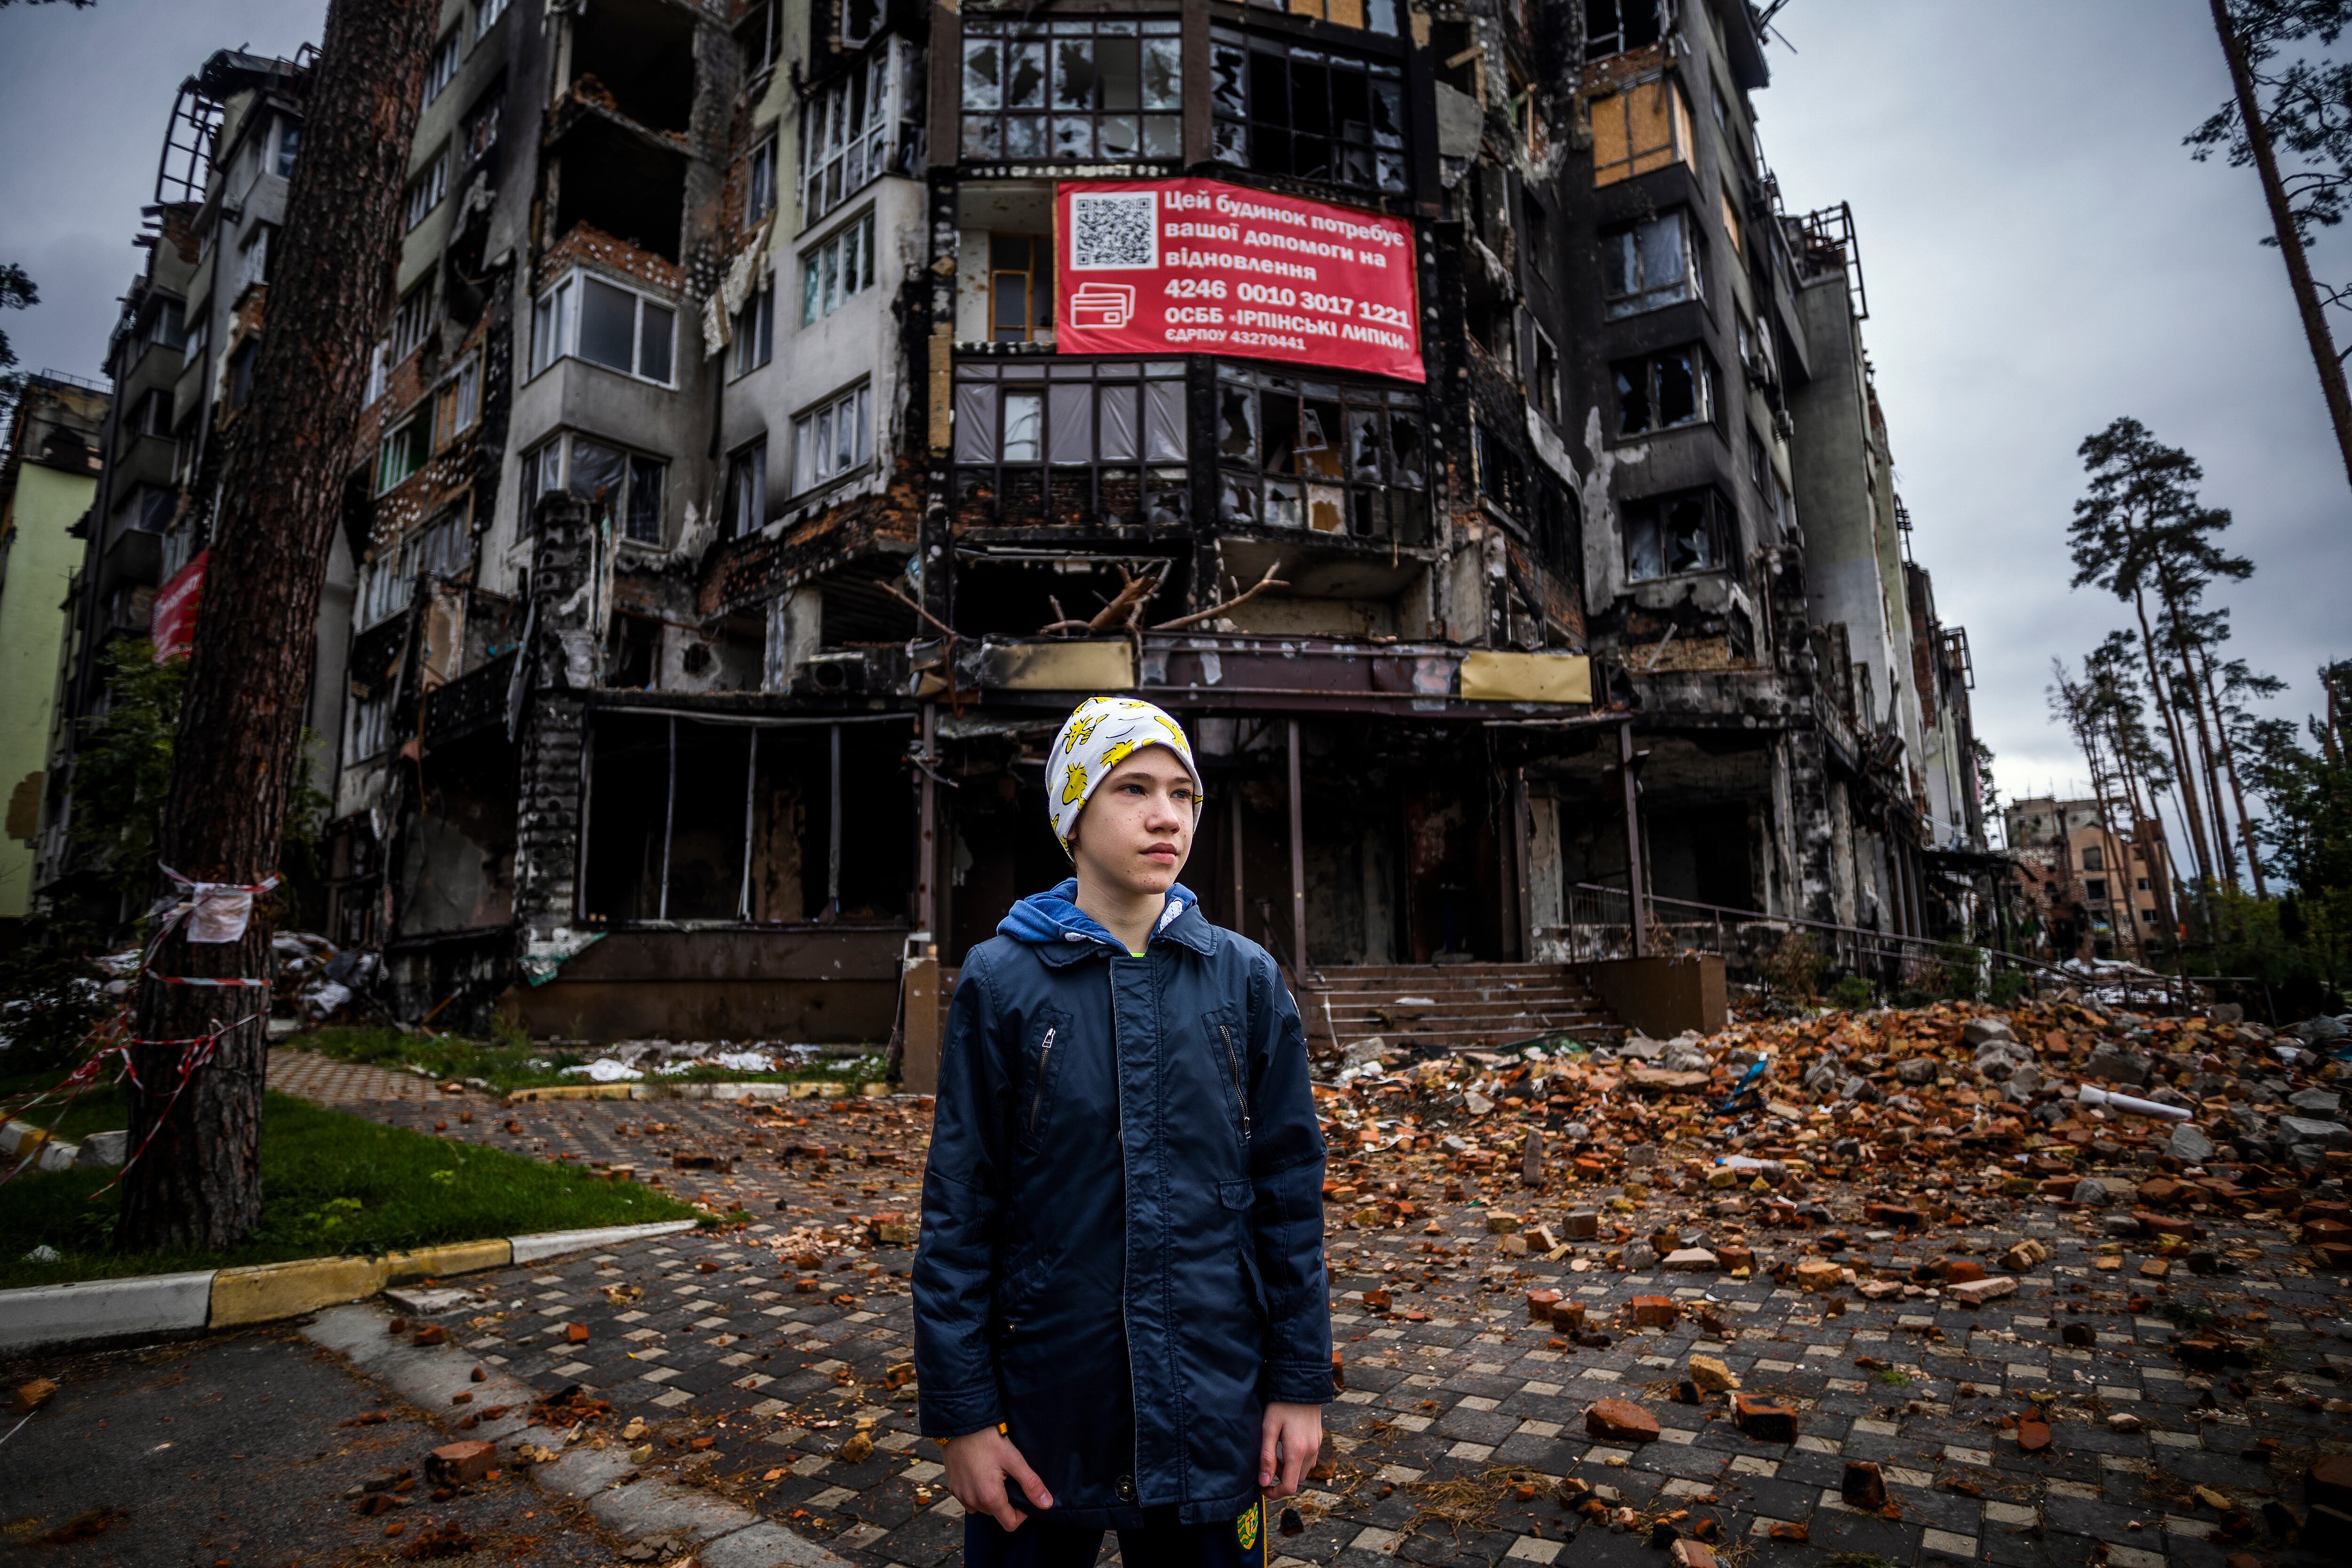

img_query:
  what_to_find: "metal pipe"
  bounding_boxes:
[1287,718,1306,978]
[827,721,842,919]
[2076,1085,2194,1123]
[737,725,757,920]
[918,703,936,936]
[1230,786,1245,934]
[658,714,676,920]
[1619,721,1648,958]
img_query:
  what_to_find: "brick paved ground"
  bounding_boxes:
[266,1045,479,1106]
[324,1090,2352,1568]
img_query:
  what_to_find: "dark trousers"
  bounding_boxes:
[963,1499,1266,1568]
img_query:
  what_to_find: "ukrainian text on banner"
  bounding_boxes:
[1054,178,1423,383]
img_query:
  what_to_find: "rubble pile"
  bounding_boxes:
[270,931,376,1024]
[554,1041,877,1082]
[1312,996,2352,1291]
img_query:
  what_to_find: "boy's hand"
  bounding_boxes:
[943,1426,1052,1530]
[1258,1401,1323,1498]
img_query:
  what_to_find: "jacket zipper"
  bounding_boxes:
[1027,1026,1057,1136]
[1221,1024,1252,1143]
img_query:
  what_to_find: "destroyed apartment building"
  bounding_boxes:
[37,0,1986,1044]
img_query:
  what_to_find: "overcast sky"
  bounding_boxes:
[3,0,2344,835]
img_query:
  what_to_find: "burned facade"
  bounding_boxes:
[40,0,1986,1039]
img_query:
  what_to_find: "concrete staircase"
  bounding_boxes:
[1299,963,1626,1054]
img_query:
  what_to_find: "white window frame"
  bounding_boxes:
[726,438,769,537]
[747,135,778,226]
[404,146,450,231]
[434,355,481,446]
[473,0,510,43]
[791,382,872,495]
[840,0,881,50]
[347,689,394,763]
[528,268,678,387]
[376,409,429,495]
[390,282,436,363]
[364,340,389,406]
[799,40,903,228]
[423,31,461,104]
[799,210,876,326]
[274,117,300,179]
[734,282,776,377]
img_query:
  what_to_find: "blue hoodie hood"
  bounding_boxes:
[998,877,1199,951]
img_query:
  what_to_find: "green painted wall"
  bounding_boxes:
[0,462,95,920]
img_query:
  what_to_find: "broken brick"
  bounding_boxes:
[428,1440,495,1484]
[1585,1398,1660,1443]
[1731,1394,1796,1443]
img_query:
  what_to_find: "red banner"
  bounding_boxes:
[1055,179,1423,383]
[151,549,207,661]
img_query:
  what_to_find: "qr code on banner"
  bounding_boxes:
[1070,191,1158,270]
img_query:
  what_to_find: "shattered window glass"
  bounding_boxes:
[1218,366,1426,541]
[1613,346,1712,438]
[962,19,1181,164]
[1213,29,1405,195]
[1603,211,1700,319]
[951,361,1185,527]
[1625,490,1723,581]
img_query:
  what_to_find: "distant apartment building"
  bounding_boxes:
[38,0,1987,1035]
[2004,794,2174,962]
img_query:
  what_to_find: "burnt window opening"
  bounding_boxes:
[1623,487,1729,581]
[1601,209,1702,319]
[1534,473,1580,575]
[960,18,1183,163]
[521,432,667,544]
[1210,29,1406,197]
[1612,345,1716,439]
[1531,328,1561,425]
[1522,191,1555,283]
[1474,424,1526,522]
[954,359,1187,529]
[740,0,783,82]
[1584,0,1662,62]
[951,554,1183,638]
[606,613,660,688]
[462,88,503,167]
[726,438,768,537]
[733,282,775,376]
[1467,301,1517,374]
[550,118,688,262]
[583,715,914,924]
[570,0,698,133]
[840,0,881,49]
[1216,363,1428,542]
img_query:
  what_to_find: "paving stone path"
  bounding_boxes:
[321,1090,2352,1568]
[266,1045,478,1105]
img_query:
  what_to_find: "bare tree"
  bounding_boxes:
[117,0,440,1253]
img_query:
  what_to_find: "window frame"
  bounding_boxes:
[1600,208,1703,320]
[390,281,437,364]
[960,17,1184,165]
[1582,0,1662,63]
[1622,486,1731,583]
[1530,326,1562,425]
[375,409,429,495]
[422,30,461,105]
[521,431,670,544]
[984,231,1053,345]
[952,359,1189,529]
[1209,27,1408,197]
[404,145,450,232]
[433,355,482,448]
[1610,343,1717,441]
[1261,0,1402,36]
[790,382,874,496]
[472,0,510,43]
[734,281,776,377]
[747,135,778,227]
[528,268,679,388]
[800,210,877,327]
[462,90,502,166]
[1214,362,1428,541]
[273,117,300,179]
[800,39,906,229]
[1589,72,1692,187]
[725,438,769,538]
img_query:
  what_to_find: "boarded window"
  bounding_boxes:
[1589,75,1691,187]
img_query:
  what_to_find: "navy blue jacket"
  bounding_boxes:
[912,879,1331,1528]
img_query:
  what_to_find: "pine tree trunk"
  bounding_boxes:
[2109,710,2182,956]
[2190,637,2269,898]
[2130,590,2215,926]
[116,0,440,1255]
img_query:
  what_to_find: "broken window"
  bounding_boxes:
[1531,328,1561,424]
[840,0,881,50]
[404,146,449,231]
[530,271,677,386]
[364,340,389,406]
[953,359,1185,528]
[1588,74,1692,187]
[1584,0,1662,61]
[375,410,428,494]
[463,91,501,166]
[2085,878,2109,901]
[347,690,394,764]
[959,18,1182,162]
[747,136,778,226]
[473,0,509,42]
[801,211,876,326]
[1601,209,1700,319]
[360,509,468,627]
[1612,345,1715,438]
[740,0,782,80]
[1265,0,1401,37]
[1216,364,1425,541]
[791,382,871,495]
[423,30,461,105]
[2082,846,2104,871]
[985,232,1053,344]
[1623,488,1727,581]
[520,433,666,543]
[1719,181,1744,255]
[274,117,300,179]
[1210,29,1406,196]
[433,356,481,448]
[802,42,904,225]
[1474,423,1526,521]
[726,438,768,537]
[734,282,775,376]
[238,223,276,293]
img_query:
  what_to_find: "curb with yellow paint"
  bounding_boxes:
[501,1079,894,1104]
[0,1219,698,1356]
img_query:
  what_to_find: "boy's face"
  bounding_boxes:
[1070,745,1197,898]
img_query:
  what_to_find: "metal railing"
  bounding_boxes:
[1545,882,2209,1012]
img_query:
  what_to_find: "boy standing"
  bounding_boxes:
[913,697,1331,1568]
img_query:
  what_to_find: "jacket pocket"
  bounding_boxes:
[1211,1010,1252,1152]
[1018,1012,1067,1150]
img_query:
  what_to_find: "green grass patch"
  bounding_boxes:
[0,1090,697,1290]
[0,1069,135,1145]
[1870,1367,1910,1386]
[289,1025,888,1096]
